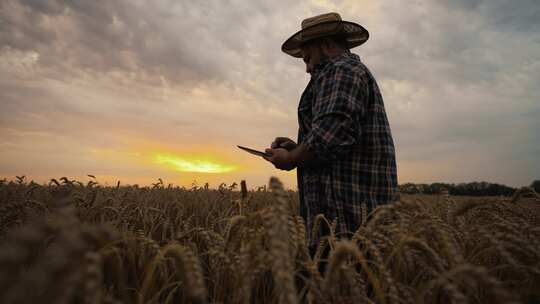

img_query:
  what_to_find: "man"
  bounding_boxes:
[264,12,398,252]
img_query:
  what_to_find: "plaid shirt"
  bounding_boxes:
[296,52,398,247]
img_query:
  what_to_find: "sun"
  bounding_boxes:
[154,154,236,173]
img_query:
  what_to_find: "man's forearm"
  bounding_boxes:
[289,143,316,168]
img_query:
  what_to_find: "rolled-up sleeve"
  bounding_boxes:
[304,65,364,161]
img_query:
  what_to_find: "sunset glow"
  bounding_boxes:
[155,154,237,173]
[0,0,538,188]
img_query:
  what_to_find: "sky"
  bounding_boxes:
[0,0,539,188]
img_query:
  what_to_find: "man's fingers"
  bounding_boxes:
[274,137,289,145]
[273,137,296,151]
[280,142,296,151]
[263,149,272,160]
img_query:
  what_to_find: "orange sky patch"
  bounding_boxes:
[85,137,296,189]
[154,153,237,173]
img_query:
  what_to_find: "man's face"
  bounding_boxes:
[300,43,324,74]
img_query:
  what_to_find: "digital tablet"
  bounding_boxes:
[237,145,272,157]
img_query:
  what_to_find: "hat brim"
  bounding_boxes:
[281,21,369,58]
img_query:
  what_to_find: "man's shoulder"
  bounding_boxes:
[313,53,369,87]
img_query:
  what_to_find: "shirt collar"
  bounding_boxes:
[311,51,357,76]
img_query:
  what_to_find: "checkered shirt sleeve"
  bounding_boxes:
[304,65,364,161]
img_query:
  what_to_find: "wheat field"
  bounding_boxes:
[0,176,539,304]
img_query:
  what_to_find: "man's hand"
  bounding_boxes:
[271,137,297,151]
[263,148,296,171]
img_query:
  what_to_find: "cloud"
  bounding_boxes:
[0,0,538,187]
[357,0,540,185]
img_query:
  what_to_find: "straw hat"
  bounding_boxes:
[281,12,369,58]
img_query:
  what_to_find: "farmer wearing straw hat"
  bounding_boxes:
[264,12,398,253]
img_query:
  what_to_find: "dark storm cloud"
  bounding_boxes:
[444,0,540,32]
[2,0,235,83]
[1,0,306,88]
